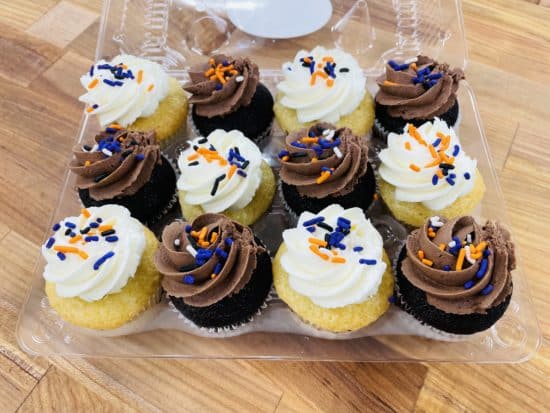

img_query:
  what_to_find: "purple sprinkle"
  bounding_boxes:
[89,222,99,228]
[215,248,228,260]
[303,216,324,227]
[432,175,439,186]
[84,236,98,242]
[57,252,66,261]
[446,177,455,186]
[353,246,363,252]
[483,249,491,258]
[452,145,460,157]
[306,226,315,233]
[476,258,488,279]
[135,153,145,161]
[237,170,247,177]
[185,225,192,233]
[388,296,396,304]
[183,275,195,284]
[65,222,76,229]
[481,284,494,295]
[52,223,61,231]
[215,83,222,90]
[225,238,233,247]
[105,236,119,242]
[45,238,55,249]
[359,259,377,265]
[464,280,475,289]
[93,251,115,270]
[89,65,94,76]
[443,265,451,271]
[214,262,223,275]
[432,138,441,147]
[278,150,289,159]
[464,172,471,180]
[96,217,103,223]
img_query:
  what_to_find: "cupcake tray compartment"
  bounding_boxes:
[16,0,541,361]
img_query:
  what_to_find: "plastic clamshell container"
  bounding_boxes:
[16,0,541,361]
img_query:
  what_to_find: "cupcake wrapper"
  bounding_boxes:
[159,119,188,152]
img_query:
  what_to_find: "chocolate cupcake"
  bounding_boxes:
[374,56,464,138]
[395,215,515,335]
[184,55,274,142]
[71,127,176,224]
[154,214,273,329]
[279,123,376,216]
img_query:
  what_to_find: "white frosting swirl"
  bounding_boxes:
[281,204,387,308]
[378,119,477,210]
[79,54,170,127]
[42,205,146,302]
[277,46,366,123]
[177,129,262,213]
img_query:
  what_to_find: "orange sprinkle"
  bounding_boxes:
[439,243,446,251]
[428,144,438,158]
[301,137,319,143]
[418,250,425,260]
[422,258,433,266]
[317,63,323,68]
[309,237,328,248]
[316,171,331,184]
[99,225,112,232]
[311,157,318,163]
[331,250,339,256]
[424,157,442,168]
[198,226,208,242]
[408,124,427,146]
[373,193,379,201]
[309,245,329,261]
[209,58,215,65]
[210,232,218,243]
[216,71,226,84]
[187,153,199,161]
[322,56,334,62]
[54,245,88,259]
[137,70,143,84]
[81,208,90,218]
[455,248,466,270]
[86,107,94,113]
[310,71,328,86]
[383,80,399,86]
[281,155,289,162]
[198,241,210,248]
[476,241,487,252]
[227,164,237,179]
[108,123,122,130]
[471,252,482,259]
[84,160,91,167]
[439,151,450,162]
[447,156,455,165]
[409,163,421,172]
[147,84,154,92]
[405,141,412,150]
[436,170,444,179]
[428,230,436,239]
[69,235,82,244]
[326,78,334,87]
[211,273,217,279]
[410,62,417,71]
[87,78,99,89]
[331,256,346,264]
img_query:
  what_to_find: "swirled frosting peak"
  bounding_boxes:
[42,205,146,302]
[79,55,170,127]
[278,123,369,198]
[70,127,161,201]
[184,55,259,117]
[154,214,264,307]
[375,55,464,120]
[277,46,366,123]
[378,118,477,210]
[177,129,262,213]
[281,204,387,308]
[402,215,514,314]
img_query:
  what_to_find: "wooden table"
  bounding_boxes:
[1,0,549,411]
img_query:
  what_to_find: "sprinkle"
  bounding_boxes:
[135,153,145,161]
[69,234,82,244]
[183,275,195,285]
[464,280,475,289]
[466,233,473,244]
[105,236,118,242]
[383,80,399,86]
[64,228,72,236]
[408,124,427,146]
[481,284,494,295]
[101,229,115,236]
[309,245,329,260]
[432,138,441,147]
[213,262,223,275]
[64,222,76,229]
[57,252,66,261]
[476,258,488,279]
[52,223,61,231]
[405,141,412,150]
[103,79,123,87]
[339,68,349,73]
[359,259,377,265]
[225,238,233,247]
[228,164,238,179]
[483,249,491,258]
[422,258,433,266]
[388,296,396,304]
[87,78,99,89]
[455,248,466,270]
[418,250,425,260]
[187,153,199,161]
[211,174,226,196]
[331,256,346,264]
[303,216,324,227]
[409,163,421,172]
[235,76,244,82]
[452,145,460,156]
[215,247,228,260]
[464,172,471,180]
[333,146,343,158]
[54,245,88,259]
[309,237,327,247]
[185,224,192,233]
[373,193,379,201]
[137,70,143,84]
[186,244,197,257]
[317,222,334,232]
[174,238,181,248]
[278,150,289,159]
[45,238,55,249]
[188,161,199,166]
[446,177,455,186]
[84,236,99,242]
[443,265,451,271]
[448,240,456,248]
[306,226,315,233]
[147,84,154,92]
[316,170,331,184]
[102,148,113,157]
[353,246,363,252]
[237,170,247,178]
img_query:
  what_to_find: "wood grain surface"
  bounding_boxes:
[1,0,549,411]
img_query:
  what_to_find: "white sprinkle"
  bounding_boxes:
[324,130,335,140]
[235,76,244,83]
[431,220,444,228]
[91,144,99,152]
[466,233,472,244]
[448,240,456,248]
[464,245,476,265]
[101,148,113,157]
[333,146,343,158]
[186,244,197,257]
[404,57,418,64]
[174,238,181,247]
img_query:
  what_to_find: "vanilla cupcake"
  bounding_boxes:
[378,119,485,227]
[177,129,276,225]
[42,205,161,330]
[79,55,188,146]
[273,46,375,135]
[273,204,394,332]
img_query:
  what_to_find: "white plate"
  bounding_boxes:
[226,0,333,39]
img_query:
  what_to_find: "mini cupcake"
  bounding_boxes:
[273,204,394,332]
[184,55,274,142]
[42,205,162,330]
[374,55,464,138]
[273,46,375,136]
[395,215,515,335]
[177,129,276,226]
[71,128,176,224]
[79,54,188,146]
[279,123,375,216]
[378,119,485,227]
[154,214,273,328]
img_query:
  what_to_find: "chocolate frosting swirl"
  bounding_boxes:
[70,129,161,200]
[402,216,515,314]
[184,55,259,118]
[154,214,264,307]
[375,55,464,120]
[279,123,369,198]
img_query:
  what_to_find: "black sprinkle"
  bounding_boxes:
[131,139,138,146]
[188,161,199,166]
[241,160,249,170]
[211,174,226,196]
[193,145,199,151]
[80,226,91,234]
[442,168,449,176]
[209,144,216,151]
[318,222,334,232]
[122,149,133,158]
[187,235,199,250]
[101,229,116,236]
[290,152,308,158]
[94,173,110,183]
[179,263,198,272]
[64,228,72,236]
[83,144,92,151]
[323,66,331,76]
[198,138,208,144]
[234,146,241,155]
[339,68,350,73]
[440,163,455,170]
[324,233,330,244]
